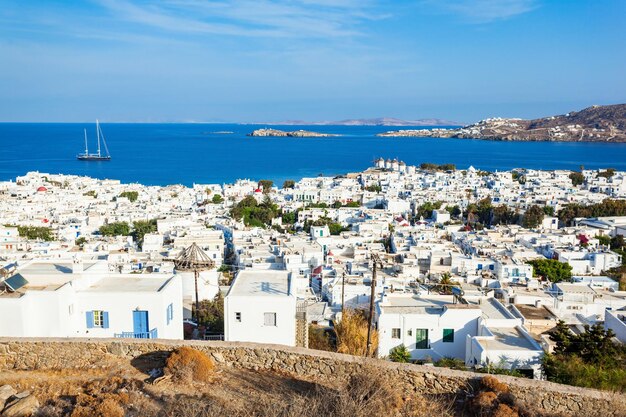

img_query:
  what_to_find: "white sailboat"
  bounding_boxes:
[77,120,111,161]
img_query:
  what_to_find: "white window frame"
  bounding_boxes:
[391,328,401,339]
[93,310,104,328]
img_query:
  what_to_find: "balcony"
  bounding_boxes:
[114,328,158,339]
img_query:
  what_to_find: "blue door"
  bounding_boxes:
[133,311,149,336]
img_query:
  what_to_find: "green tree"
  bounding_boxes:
[558,199,626,226]
[597,168,616,178]
[492,204,519,225]
[258,180,274,194]
[542,320,626,391]
[230,195,278,227]
[445,205,462,219]
[119,191,139,202]
[522,205,545,228]
[543,206,555,216]
[193,293,224,334]
[75,236,87,247]
[419,163,456,171]
[17,226,53,241]
[332,201,343,209]
[365,184,382,193]
[417,201,442,220]
[389,344,411,363]
[99,222,131,237]
[281,211,296,224]
[343,201,360,208]
[282,180,295,189]
[528,258,572,283]
[596,235,611,246]
[132,219,158,248]
[569,172,585,186]
[211,194,224,204]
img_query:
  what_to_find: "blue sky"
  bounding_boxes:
[1,0,624,123]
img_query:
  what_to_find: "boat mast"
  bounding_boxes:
[96,119,101,157]
[98,121,110,157]
[83,129,89,155]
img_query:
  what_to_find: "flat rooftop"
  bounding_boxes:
[228,270,291,297]
[82,276,173,293]
[479,327,539,352]
[555,283,597,295]
[514,304,557,321]
[380,294,480,315]
[19,261,98,276]
[468,298,513,320]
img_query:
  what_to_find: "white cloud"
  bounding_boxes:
[96,0,384,38]
[424,0,538,23]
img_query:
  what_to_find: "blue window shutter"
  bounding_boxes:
[102,312,110,329]
[166,305,171,325]
[86,311,94,329]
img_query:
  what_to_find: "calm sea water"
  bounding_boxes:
[1,123,626,186]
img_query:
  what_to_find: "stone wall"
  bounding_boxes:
[0,338,624,416]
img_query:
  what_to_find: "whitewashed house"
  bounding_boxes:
[0,259,183,339]
[224,270,296,346]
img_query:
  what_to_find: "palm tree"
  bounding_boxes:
[433,273,459,295]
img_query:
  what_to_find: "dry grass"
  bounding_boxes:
[2,349,567,417]
[481,376,510,394]
[334,309,379,358]
[165,347,215,383]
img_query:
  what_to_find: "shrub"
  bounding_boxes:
[474,391,498,410]
[435,357,466,370]
[308,325,334,352]
[118,191,139,202]
[493,403,519,417]
[481,376,510,394]
[389,344,411,363]
[165,347,215,383]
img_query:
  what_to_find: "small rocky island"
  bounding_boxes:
[248,128,339,137]
[377,104,626,142]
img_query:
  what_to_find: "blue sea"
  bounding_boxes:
[1,123,626,186]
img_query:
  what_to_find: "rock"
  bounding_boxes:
[211,352,225,363]
[1,395,39,417]
[0,386,16,409]
[12,392,29,400]
[247,128,340,138]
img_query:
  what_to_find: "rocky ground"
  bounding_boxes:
[377,104,626,142]
[0,347,562,417]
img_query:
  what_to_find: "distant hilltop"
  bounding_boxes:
[259,117,460,126]
[378,104,626,142]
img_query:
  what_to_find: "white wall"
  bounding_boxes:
[377,306,481,361]
[225,294,296,346]
[605,310,626,343]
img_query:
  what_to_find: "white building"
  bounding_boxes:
[0,259,183,340]
[224,270,296,346]
[377,294,482,362]
[377,293,544,378]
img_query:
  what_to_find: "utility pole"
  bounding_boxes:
[194,269,200,323]
[341,272,346,315]
[366,253,383,357]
